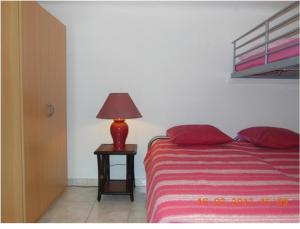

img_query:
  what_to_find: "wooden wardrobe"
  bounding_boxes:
[1,1,67,222]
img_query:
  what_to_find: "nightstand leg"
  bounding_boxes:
[126,155,129,181]
[126,155,129,193]
[107,155,110,181]
[103,155,110,182]
[97,155,102,201]
[132,156,135,188]
[129,155,134,201]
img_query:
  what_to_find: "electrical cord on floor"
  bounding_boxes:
[67,164,126,188]
[110,163,126,167]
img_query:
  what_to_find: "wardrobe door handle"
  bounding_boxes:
[47,104,55,117]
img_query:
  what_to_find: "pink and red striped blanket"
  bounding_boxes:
[144,139,299,223]
[235,37,299,72]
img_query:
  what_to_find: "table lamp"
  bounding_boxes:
[96,93,142,151]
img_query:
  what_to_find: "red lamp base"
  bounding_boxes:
[110,119,128,151]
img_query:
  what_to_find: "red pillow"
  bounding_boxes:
[238,126,299,148]
[166,125,232,145]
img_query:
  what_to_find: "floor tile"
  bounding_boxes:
[86,218,128,223]
[129,205,147,218]
[128,194,147,223]
[39,201,93,221]
[88,200,130,222]
[58,186,97,203]
[128,216,147,223]
[38,186,147,223]
[38,218,86,223]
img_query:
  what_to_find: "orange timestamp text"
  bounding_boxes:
[197,197,289,206]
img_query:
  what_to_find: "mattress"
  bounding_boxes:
[144,139,299,223]
[235,37,299,72]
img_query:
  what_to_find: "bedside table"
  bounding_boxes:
[94,144,137,202]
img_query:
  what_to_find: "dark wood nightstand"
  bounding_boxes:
[94,144,137,202]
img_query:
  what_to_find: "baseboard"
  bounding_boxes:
[68,178,146,189]
[68,178,98,186]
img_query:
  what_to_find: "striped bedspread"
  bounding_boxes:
[144,139,299,223]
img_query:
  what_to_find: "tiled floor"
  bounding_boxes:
[38,186,147,223]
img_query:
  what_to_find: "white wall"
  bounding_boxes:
[40,1,299,184]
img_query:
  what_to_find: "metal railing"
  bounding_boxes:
[232,1,299,71]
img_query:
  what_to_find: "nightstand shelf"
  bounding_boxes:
[94,144,137,201]
[102,180,128,194]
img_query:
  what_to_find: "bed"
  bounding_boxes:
[231,1,299,79]
[144,138,299,223]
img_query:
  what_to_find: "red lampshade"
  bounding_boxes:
[96,93,142,151]
[96,93,142,119]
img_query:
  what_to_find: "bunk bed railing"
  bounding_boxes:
[232,1,299,72]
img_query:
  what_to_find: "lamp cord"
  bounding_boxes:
[110,163,126,167]
[67,164,126,188]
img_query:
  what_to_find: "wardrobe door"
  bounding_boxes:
[52,16,67,199]
[42,4,67,207]
[1,2,25,222]
[21,2,66,222]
